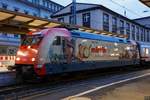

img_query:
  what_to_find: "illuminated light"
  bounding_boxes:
[28,46,31,49]
[114,43,118,46]
[113,35,117,37]
[28,28,37,31]
[114,48,119,51]
[32,49,38,53]
[16,57,20,61]
[17,51,26,56]
[101,32,107,35]
[85,30,93,33]
[32,58,35,62]
[116,54,120,56]
[82,39,87,42]
[97,46,101,48]
[146,48,149,55]
[108,34,113,36]
[79,28,85,31]
[0,62,2,66]
[94,31,100,34]
[110,54,115,56]
[126,46,130,50]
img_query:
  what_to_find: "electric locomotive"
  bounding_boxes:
[12,28,141,79]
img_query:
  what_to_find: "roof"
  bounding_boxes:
[71,30,127,43]
[134,16,150,20]
[52,3,150,29]
[0,7,127,38]
[140,0,150,7]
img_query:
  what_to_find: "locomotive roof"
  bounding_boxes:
[71,30,127,43]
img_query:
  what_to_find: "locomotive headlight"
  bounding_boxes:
[16,57,20,61]
[31,58,35,62]
[17,51,26,56]
[27,46,31,49]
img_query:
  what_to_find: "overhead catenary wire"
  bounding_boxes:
[109,0,143,18]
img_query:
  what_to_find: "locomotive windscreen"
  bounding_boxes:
[21,35,43,45]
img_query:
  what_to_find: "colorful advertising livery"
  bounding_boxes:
[11,28,150,79]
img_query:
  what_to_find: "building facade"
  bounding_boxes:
[52,3,150,42]
[0,0,63,19]
[0,0,63,70]
[134,17,150,28]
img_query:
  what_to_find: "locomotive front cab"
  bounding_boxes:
[15,34,43,79]
[14,28,72,79]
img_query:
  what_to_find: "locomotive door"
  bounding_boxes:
[48,36,73,64]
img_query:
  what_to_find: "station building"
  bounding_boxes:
[134,16,150,28]
[52,3,150,42]
[0,0,63,70]
[138,0,150,28]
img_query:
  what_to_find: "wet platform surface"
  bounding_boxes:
[81,76,150,100]
[24,69,150,100]
[0,71,16,86]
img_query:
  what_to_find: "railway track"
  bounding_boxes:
[0,66,149,100]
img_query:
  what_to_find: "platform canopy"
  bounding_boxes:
[140,0,150,7]
[0,8,127,38]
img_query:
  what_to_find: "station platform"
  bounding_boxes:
[0,67,10,72]
[26,69,150,100]
[82,75,150,100]
[0,71,16,87]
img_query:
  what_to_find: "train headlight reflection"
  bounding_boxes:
[16,57,20,61]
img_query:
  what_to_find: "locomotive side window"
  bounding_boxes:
[52,36,61,45]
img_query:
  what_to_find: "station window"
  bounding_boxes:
[14,7,19,12]
[69,16,74,24]
[57,6,60,11]
[82,13,91,28]
[119,20,124,34]
[33,13,37,17]
[140,28,144,41]
[44,16,48,19]
[70,6,74,14]
[147,30,150,42]
[58,17,64,22]
[136,27,140,41]
[126,23,130,39]
[53,36,61,45]
[103,13,109,32]
[24,10,29,15]
[146,30,148,42]
[143,29,146,42]
[2,3,8,9]
[131,25,135,40]
[32,0,39,5]
[112,17,117,33]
